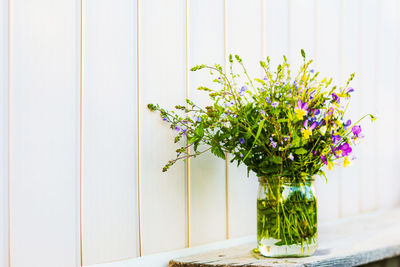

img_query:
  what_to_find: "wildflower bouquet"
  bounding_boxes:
[148,50,374,257]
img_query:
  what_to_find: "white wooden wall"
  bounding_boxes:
[0,0,400,267]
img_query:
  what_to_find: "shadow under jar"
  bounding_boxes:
[257,176,318,257]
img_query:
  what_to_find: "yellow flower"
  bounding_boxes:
[328,160,333,170]
[335,150,342,157]
[301,128,312,139]
[343,157,350,168]
[294,108,307,120]
[328,160,333,171]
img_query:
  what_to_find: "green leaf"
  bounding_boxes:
[294,147,308,155]
[190,64,206,71]
[194,127,204,137]
[269,156,282,164]
[234,54,242,63]
[292,135,301,147]
[301,49,306,59]
[243,119,265,161]
[197,86,212,92]
[211,146,225,159]
[147,103,157,111]
[188,136,198,144]
[193,141,200,152]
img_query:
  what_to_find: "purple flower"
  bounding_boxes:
[331,145,338,157]
[332,93,340,103]
[288,153,294,160]
[274,82,280,86]
[263,76,268,81]
[260,110,265,115]
[239,86,247,96]
[310,69,315,74]
[347,87,354,93]
[294,99,309,120]
[301,119,317,139]
[271,102,279,108]
[304,119,317,130]
[352,125,362,137]
[239,138,245,144]
[343,119,351,130]
[195,116,202,122]
[240,153,244,158]
[265,97,271,103]
[174,126,181,132]
[270,140,277,148]
[162,117,168,122]
[338,143,352,157]
[331,134,341,145]
[321,155,327,165]
[181,129,187,136]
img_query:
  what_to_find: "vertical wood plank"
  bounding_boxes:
[314,0,341,222]
[189,0,226,246]
[395,0,400,207]
[9,0,80,266]
[140,0,187,255]
[359,0,379,213]
[340,0,363,217]
[288,0,315,70]
[82,0,138,264]
[0,0,8,265]
[226,0,262,239]
[376,0,398,210]
[265,0,289,64]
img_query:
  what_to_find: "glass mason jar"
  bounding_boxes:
[257,176,318,257]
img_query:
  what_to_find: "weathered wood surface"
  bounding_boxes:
[170,209,400,267]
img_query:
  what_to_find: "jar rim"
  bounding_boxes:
[258,175,314,184]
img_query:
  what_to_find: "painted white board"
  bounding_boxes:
[0,0,8,266]
[264,0,289,64]
[140,0,187,255]
[340,0,363,217]
[358,0,379,213]
[82,0,138,264]
[314,0,341,222]
[226,0,262,239]
[375,0,398,210]
[189,0,227,246]
[9,0,80,266]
